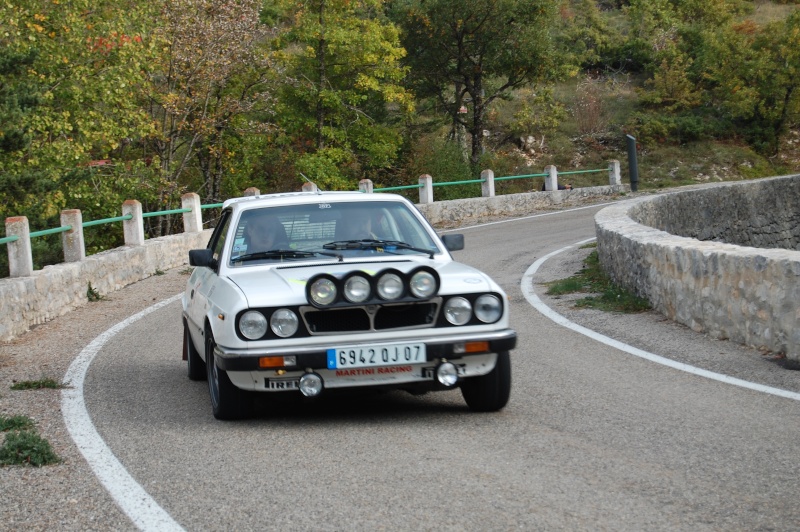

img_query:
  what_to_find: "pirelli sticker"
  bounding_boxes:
[265,378,299,391]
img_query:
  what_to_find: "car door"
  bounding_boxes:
[186,210,233,348]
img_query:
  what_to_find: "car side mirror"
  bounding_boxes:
[441,234,464,251]
[189,248,216,269]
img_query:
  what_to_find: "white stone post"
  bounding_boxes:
[122,200,145,246]
[481,169,495,198]
[244,187,260,196]
[358,179,374,193]
[608,160,621,186]
[182,193,203,233]
[418,174,433,204]
[301,182,319,192]
[544,165,558,191]
[5,216,33,277]
[60,209,85,262]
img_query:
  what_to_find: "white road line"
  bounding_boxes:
[62,294,185,532]
[522,239,800,402]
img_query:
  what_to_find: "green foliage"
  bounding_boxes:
[546,249,651,313]
[393,0,569,165]
[87,282,106,302]
[269,0,412,187]
[0,415,34,432]
[10,378,63,390]
[0,430,60,467]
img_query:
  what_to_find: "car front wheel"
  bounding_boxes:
[184,321,206,381]
[205,328,252,420]
[460,351,511,412]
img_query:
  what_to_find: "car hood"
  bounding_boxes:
[226,258,495,308]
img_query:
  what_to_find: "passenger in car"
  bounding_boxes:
[336,209,379,240]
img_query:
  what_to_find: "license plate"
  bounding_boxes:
[327,342,426,369]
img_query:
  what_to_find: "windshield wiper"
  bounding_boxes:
[322,239,435,259]
[231,249,343,263]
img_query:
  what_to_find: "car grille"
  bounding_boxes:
[301,299,441,335]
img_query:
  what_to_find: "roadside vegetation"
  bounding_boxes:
[0,412,60,467]
[1,379,65,467]
[546,244,651,313]
[2,0,800,276]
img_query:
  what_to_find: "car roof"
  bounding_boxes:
[222,191,409,212]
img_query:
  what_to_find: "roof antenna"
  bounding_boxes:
[299,172,323,194]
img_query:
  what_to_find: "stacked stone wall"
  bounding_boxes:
[595,175,800,365]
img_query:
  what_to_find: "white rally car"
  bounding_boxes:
[182,191,517,419]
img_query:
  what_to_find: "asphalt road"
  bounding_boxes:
[78,204,799,531]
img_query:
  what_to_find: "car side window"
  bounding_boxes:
[209,210,233,265]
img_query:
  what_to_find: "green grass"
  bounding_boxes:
[0,415,34,432]
[10,378,64,390]
[0,430,60,467]
[546,248,651,313]
[0,414,60,467]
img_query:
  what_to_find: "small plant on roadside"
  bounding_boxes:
[154,268,165,276]
[545,248,651,313]
[10,378,64,390]
[0,415,34,432]
[0,430,60,467]
[87,282,106,302]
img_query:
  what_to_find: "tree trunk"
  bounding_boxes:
[469,77,485,167]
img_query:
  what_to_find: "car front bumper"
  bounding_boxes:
[217,329,516,393]
[213,328,517,373]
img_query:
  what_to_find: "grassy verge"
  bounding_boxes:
[1,378,64,467]
[545,245,651,313]
[0,414,60,467]
[10,377,65,391]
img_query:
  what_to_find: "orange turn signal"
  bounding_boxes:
[259,356,285,368]
[464,341,489,353]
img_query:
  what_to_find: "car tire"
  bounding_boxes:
[184,321,206,381]
[205,328,253,420]
[460,351,511,412]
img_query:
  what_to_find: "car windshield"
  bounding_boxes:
[228,200,440,266]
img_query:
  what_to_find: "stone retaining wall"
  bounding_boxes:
[595,175,800,365]
[0,185,626,342]
[0,231,212,342]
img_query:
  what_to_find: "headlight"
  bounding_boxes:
[309,276,337,306]
[343,275,371,303]
[376,272,404,300]
[270,308,299,337]
[409,269,438,298]
[474,294,502,323]
[239,310,268,340]
[444,297,472,325]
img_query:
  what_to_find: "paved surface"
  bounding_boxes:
[1,203,798,531]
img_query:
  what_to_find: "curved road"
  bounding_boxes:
[73,204,799,530]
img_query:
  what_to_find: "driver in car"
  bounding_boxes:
[243,210,288,253]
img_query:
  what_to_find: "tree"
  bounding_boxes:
[0,0,160,246]
[393,0,568,166]
[697,14,800,153]
[146,0,278,209]
[269,0,413,189]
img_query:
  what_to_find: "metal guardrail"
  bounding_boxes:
[1,167,606,245]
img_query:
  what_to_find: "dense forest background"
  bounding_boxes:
[2,0,800,270]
